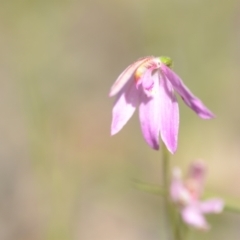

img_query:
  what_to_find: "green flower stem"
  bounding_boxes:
[224,203,240,214]
[131,179,166,196]
[162,145,178,240]
[173,212,183,240]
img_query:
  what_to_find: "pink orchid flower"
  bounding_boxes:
[170,161,224,230]
[109,56,214,153]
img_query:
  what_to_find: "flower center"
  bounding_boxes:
[185,179,200,201]
[178,188,192,206]
[134,58,159,83]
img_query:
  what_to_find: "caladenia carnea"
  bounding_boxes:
[170,161,224,231]
[132,159,227,240]
[109,56,230,240]
[109,56,214,153]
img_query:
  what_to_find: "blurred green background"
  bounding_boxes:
[0,0,240,239]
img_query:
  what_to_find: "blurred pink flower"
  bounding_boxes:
[170,161,224,230]
[109,56,214,153]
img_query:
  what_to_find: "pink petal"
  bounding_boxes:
[170,168,185,202]
[111,81,139,135]
[181,205,209,230]
[188,161,206,181]
[187,160,206,197]
[138,73,160,150]
[200,199,224,214]
[109,57,153,97]
[141,69,154,92]
[161,64,214,119]
[159,73,179,153]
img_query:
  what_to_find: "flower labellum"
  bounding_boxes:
[170,161,224,230]
[109,56,214,153]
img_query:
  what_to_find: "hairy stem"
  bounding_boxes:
[162,145,173,240]
[162,145,184,240]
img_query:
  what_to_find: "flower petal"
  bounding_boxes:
[139,67,155,97]
[170,168,184,202]
[188,160,206,181]
[181,204,209,230]
[139,72,160,150]
[161,64,214,119]
[187,160,206,197]
[111,81,139,135]
[142,69,154,91]
[109,57,153,97]
[159,73,179,153]
[200,199,224,214]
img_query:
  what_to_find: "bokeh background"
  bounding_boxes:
[0,0,240,239]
